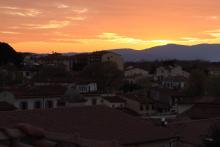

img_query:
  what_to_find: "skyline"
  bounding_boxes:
[0,0,220,53]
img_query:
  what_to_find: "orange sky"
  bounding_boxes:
[0,0,220,53]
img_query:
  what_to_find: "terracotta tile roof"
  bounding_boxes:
[179,96,220,104]
[0,106,176,145]
[180,103,220,119]
[168,118,220,146]
[0,123,122,147]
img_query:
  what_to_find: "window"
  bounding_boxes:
[140,105,144,111]
[20,101,28,110]
[34,101,42,109]
[25,71,30,76]
[46,100,54,108]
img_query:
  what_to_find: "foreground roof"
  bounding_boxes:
[168,118,220,146]
[0,106,175,145]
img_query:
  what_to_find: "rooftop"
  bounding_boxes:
[168,118,220,146]
[0,106,175,145]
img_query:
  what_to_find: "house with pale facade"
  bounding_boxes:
[155,65,190,81]
[102,96,126,108]
[125,67,151,83]
[76,82,98,94]
[161,76,188,90]
[121,94,156,116]
[0,86,66,110]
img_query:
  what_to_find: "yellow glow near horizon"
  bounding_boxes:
[1,0,220,53]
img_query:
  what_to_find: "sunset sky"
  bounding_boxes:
[0,0,220,53]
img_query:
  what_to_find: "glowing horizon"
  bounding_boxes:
[1,0,220,53]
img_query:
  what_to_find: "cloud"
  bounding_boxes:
[205,29,220,38]
[0,6,19,10]
[0,6,41,17]
[208,16,218,20]
[1,31,21,34]
[98,33,171,44]
[195,15,219,21]
[56,4,69,9]
[23,20,70,29]
[73,8,88,14]
[178,37,200,42]
[66,16,86,21]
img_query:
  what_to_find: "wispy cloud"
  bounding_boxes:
[73,8,88,14]
[1,31,21,34]
[208,16,218,20]
[178,37,200,42]
[98,33,171,44]
[204,29,220,38]
[0,6,19,10]
[66,16,86,21]
[23,20,70,29]
[56,4,69,9]
[0,6,41,17]
[194,15,219,21]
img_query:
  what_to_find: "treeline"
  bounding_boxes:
[126,60,218,73]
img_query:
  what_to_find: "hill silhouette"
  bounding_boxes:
[0,42,22,66]
[110,44,220,61]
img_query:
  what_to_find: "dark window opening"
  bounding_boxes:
[46,100,54,108]
[34,101,42,109]
[20,101,28,110]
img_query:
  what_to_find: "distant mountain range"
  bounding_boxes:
[109,44,220,62]
[2,42,220,62]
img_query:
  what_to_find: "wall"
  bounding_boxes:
[102,99,125,108]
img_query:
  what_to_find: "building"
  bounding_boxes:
[155,65,190,81]
[125,67,151,83]
[83,94,104,106]
[102,96,126,108]
[37,51,124,72]
[76,82,98,94]
[37,54,73,71]
[0,86,66,110]
[122,94,156,116]
[161,76,188,90]
[0,106,177,147]
[208,66,220,76]
[90,51,124,70]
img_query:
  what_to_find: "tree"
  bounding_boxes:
[80,62,123,92]
[206,76,220,97]
[186,69,208,96]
